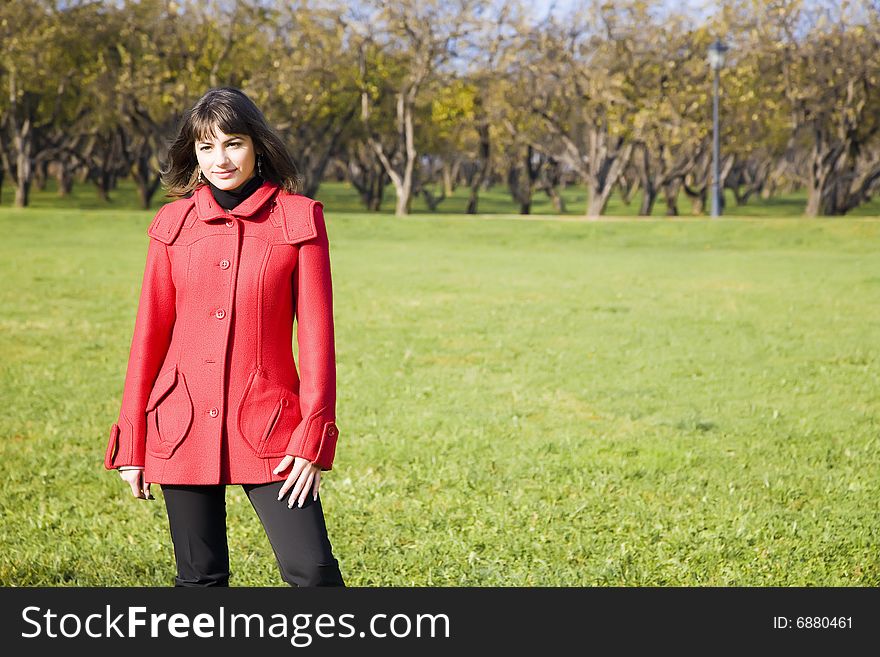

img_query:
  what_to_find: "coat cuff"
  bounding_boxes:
[285,409,339,470]
[104,414,146,470]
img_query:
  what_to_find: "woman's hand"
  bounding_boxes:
[118,467,153,499]
[273,456,321,507]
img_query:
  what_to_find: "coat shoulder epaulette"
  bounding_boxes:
[147,197,196,245]
[276,193,324,245]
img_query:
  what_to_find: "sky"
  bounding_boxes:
[528,0,714,22]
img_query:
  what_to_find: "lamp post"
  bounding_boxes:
[708,38,728,217]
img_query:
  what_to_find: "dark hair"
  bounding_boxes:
[161,87,301,199]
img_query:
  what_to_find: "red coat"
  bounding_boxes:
[103,181,339,484]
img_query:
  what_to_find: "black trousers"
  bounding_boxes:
[160,481,345,587]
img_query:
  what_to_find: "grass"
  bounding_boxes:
[0,180,878,586]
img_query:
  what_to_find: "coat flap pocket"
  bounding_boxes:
[237,369,300,456]
[146,367,178,412]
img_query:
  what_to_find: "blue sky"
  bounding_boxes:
[528,0,714,22]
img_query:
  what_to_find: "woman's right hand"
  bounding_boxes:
[118,467,153,499]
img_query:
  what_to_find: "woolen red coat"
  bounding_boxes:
[103,180,340,484]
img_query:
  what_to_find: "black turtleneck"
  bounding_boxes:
[207,174,264,210]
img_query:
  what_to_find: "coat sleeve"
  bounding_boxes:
[104,236,176,470]
[285,202,339,470]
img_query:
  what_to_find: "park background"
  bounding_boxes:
[0,0,878,585]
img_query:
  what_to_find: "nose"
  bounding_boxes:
[215,149,232,166]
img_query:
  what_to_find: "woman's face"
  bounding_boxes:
[195,127,258,190]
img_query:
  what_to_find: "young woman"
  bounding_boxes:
[104,87,345,587]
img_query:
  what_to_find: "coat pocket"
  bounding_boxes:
[145,366,194,459]
[237,369,301,457]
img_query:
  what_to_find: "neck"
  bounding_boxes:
[207,173,264,210]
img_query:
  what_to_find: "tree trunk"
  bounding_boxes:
[638,187,656,216]
[546,187,564,213]
[586,183,613,217]
[13,123,33,208]
[442,160,458,196]
[34,159,48,191]
[56,163,74,197]
[804,136,844,217]
[131,155,161,210]
[662,180,680,216]
[15,178,30,207]
[507,145,544,215]
[94,171,112,202]
[394,183,410,216]
[368,91,418,217]
[583,138,632,218]
[466,122,490,214]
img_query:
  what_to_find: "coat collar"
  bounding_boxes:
[193,180,280,222]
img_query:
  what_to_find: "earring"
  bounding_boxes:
[197,169,204,184]
[257,154,263,177]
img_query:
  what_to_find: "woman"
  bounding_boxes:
[103,87,345,587]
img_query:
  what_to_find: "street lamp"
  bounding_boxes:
[708,38,728,218]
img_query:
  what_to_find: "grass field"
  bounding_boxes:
[0,181,878,586]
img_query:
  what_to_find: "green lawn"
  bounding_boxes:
[0,182,878,585]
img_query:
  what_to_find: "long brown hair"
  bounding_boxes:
[161,87,301,199]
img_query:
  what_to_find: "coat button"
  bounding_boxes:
[219,259,230,269]
[215,309,226,319]
[327,425,337,437]
[225,220,234,227]
[280,398,288,407]
[208,407,219,418]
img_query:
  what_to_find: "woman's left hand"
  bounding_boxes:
[273,456,321,507]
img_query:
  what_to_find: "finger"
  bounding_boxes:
[273,455,294,475]
[277,462,306,500]
[312,470,321,500]
[136,471,147,500]
[142,478,152,500]
[287,477,305,507]
[127,475,142,499]
[287,469,310,508]
[297,470,315,507]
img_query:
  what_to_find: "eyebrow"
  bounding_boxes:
[196,135,244,145]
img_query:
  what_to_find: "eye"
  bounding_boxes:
[199,145,211,151]
[228,141,241,148]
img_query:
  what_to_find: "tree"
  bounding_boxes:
[354,0,480,216]
[248,1,360,198]
[767,0,880,215]
[0,0,91,207]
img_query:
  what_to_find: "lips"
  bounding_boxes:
[213,170,238,178]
